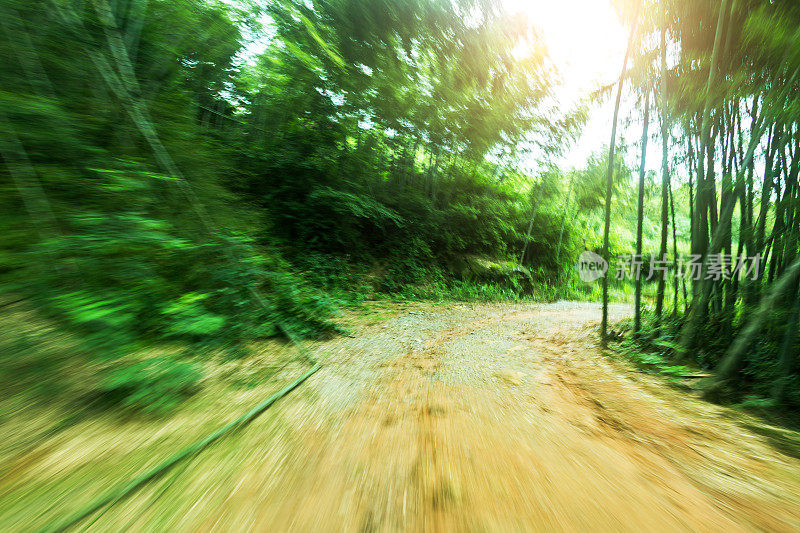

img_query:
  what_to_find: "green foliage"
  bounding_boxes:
[0,325,72,400]
[2,163,337,411]
[100,357,203,414]
[0,0,576,417]
[391,279,526,302]
[615,314,696,377]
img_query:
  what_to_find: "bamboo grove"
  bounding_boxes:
[605,0,800,404]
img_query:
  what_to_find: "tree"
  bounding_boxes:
[655,11,670,322]
[634,89,650,335]
[602,2,640,342]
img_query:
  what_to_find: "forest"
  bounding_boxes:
[3,0,796,411]
[2,0,800,417]
[2,0,800,529]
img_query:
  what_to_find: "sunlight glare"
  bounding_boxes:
[503,0,628,97]
[502,0,630,168]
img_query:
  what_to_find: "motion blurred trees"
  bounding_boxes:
[4,0,799,414]
[0,0,570,412]
[238,0,562,268]
[616,0,800,406]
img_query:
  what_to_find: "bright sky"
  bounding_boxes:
[501,0,631,170]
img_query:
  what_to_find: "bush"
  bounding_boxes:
[3,167,338,412]
[99,356,203,415]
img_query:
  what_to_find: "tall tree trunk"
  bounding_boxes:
[720,107,736,334]
[677,0,729,351]
[655,18,670,322]
[730,108,747,328]
[687,133,696,288]
[691,0,729,322]
[768,149,788,283]
[669,178,682,316]
[602,5,640,342]
[754,125,779,260]
[635,89,651,335]
[679,119,767,358]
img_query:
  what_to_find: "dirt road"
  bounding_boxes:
[8,301,800,531]
[173,301,800,531]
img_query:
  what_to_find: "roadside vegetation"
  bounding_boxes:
[601,0,800,412]
[1,0,800,428]
[4,1,800,529]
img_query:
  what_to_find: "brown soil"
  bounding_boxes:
[5,301,800,531]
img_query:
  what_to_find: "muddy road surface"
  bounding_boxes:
[187,301,800,531]
[8,301,800,531]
